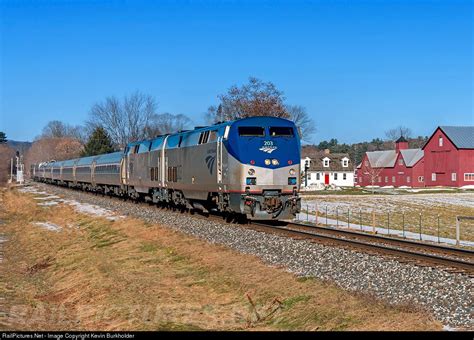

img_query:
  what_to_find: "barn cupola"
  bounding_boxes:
[395,136,409,151]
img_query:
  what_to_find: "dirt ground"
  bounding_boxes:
[0,187,442,331]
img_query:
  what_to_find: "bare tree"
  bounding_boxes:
[40,120,87,142]
[24,137,84,178]
[206,77,289,123]
[286,105,316,142]
[0,144,15,184]
[385,126,413,141]
[144,113,192,138]
[88,91,157,148]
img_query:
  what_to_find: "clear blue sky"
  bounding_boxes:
[1,0,472,143]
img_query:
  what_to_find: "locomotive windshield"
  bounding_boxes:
[238,126,265,137]
[269,127,294,137]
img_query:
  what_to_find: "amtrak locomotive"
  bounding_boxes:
[32,117,301,220]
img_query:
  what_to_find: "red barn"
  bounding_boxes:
[422,126,474,188]
[357,137,425,188]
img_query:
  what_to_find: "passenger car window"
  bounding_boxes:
[269,127,294,137]
[238,127,265,137]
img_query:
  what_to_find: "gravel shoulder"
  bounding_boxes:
[20,184,474,329]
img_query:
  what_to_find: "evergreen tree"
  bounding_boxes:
[0,131,7,143]
[82,127,115,156]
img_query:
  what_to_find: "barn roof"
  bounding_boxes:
[400,149,424,167]
[439,126,474,149]
[365,148,423,168]
[366,150,397,168]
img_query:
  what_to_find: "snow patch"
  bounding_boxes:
[33,222,62,232]
[37,201,60,206]
[60,199,124,221]
[34,196,60,200]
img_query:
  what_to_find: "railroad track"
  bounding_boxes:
[250,221,474,276]
[31,182,474,276]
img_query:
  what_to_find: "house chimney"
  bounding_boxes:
[324,149,330,155]
[395,136,409,151]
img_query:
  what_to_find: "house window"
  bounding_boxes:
[439,136,443,147]
[343,173,347,180]
[407,176,411,183]
[464,173,474,181]
[451,173,456,181]
[418,176,424,182]
[316,173,320,180]
[392,176,395,183]
[432,173,436,181]
[385,176,388,183]
[323,159,330,167]
[342,159,348,167]
[334,173,338,180]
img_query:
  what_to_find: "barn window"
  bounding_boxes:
[407,176,411,183]
[438,136,443,147]
[431,173,436,181]
[464,173,474,181]
[418,176,424,182]
[399,159,404,166]
[392,176,395,183]
[451,173,456,181]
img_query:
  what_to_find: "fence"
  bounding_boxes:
[298,204,474,247]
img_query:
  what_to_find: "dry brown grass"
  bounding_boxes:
[0,188,443,331]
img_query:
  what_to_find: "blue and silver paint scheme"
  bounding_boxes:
[33,116,301,220]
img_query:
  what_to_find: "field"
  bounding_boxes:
[0,187,442,331]
[300,192,474,244]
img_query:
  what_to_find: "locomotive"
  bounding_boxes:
[32,116,301,220]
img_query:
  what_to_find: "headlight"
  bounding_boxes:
[271,159,279,166]
[265,159,271,166]
[289,169,295,175]
[248,168,255,175]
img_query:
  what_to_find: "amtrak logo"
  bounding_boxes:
[259,144,278,154]
[205,155,216,174]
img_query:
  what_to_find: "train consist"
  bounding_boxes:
[32,117,301,220]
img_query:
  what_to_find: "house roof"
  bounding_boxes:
[308,153,354,172]
[365,148,423,168]
[439,126,474,149]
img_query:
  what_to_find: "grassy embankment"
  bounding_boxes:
[0,188,441,331]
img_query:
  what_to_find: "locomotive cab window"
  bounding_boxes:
[269,127,294,137]
[238,126,265,137]
[208,130,218,142]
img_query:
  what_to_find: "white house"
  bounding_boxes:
[301,150,354,189]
